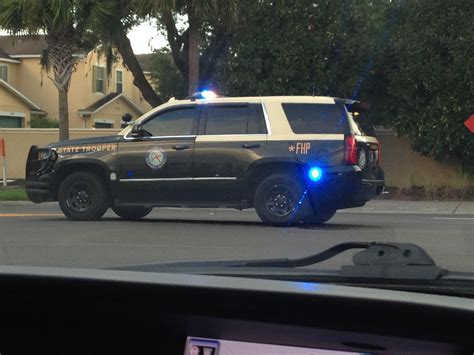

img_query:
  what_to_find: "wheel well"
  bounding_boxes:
[246,162,305,204]
[53,163,111,198]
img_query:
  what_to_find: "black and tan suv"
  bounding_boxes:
[25,94,384,225]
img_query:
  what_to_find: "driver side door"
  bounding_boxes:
[116,105,199,204]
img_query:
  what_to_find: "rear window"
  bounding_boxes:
[282,103,349,134]
[350,111,377,137]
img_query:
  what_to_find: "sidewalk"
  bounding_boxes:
[1,200,474,215]
[339,200,474,215]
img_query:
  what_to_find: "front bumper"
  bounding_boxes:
[25,174,56,203]
[25,146,57,203]
[309,165,384,209]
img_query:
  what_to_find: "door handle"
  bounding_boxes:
[241,143,261,149]
[172,144,191,150]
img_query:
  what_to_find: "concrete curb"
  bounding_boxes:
[338,200,474,215]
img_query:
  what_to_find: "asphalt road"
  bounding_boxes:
[0,202,473,272]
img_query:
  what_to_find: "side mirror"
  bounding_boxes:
[122,112,133,123]
[130,124,144,138]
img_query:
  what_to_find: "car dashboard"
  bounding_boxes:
[0,266,472,354]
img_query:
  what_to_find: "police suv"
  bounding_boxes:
[25,93,384,225]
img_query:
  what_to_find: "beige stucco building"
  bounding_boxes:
[0,36,153,129]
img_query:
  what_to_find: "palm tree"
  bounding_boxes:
[138,0,240,96]
[0,0,113,141]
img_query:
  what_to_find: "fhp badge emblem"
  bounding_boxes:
[146,147,167,169]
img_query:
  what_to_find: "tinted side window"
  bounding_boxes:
[204,104,267,135]
[282,103,349,134]
[248,104,268,134]
[142,107,196,136]
[205,105,248,135]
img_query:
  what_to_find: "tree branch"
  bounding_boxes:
[111,24,162,107]
[200,31,231,84]
[162,10,186,75]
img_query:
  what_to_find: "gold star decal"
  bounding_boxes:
[288,145,295,152]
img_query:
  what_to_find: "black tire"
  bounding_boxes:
[112,206,153,221]
[304,208,337,225]
[254,173,311,226]
[58,172,109,221]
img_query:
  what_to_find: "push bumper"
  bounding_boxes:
[25,174,56,203]
[25,146,57,203]
[309,165,384,209]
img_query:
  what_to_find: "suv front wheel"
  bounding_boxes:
[254,174,311,226]
[58,172,109,221]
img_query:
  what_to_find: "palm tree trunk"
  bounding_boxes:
[58,89,69,141]
[45,32,76,141]
[187,13,200,96]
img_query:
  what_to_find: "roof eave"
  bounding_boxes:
[0,58,21,64]
[0,79,42,110]
[79,93,144,116]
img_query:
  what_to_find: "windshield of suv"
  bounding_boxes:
[0,0,473,297]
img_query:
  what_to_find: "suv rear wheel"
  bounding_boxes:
[112,206,153,221]
[58,172,109,221]
[254,174,310,226]
[304,208,336,224]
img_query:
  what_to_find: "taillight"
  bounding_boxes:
[345,135,358,165]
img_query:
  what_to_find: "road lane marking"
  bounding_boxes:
[0,213,63,217]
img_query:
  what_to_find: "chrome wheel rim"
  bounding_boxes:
[264,184,295,217]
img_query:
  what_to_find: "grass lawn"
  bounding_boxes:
[0,188,29,201]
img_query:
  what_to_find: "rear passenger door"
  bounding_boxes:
[192,103,268,204]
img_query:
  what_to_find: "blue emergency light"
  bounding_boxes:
[200,90,218,99]
[308,166,323,182]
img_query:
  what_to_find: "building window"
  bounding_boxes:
[94,119,114,128]
[0,64,8,82]
[0,114,22,128]
[116,70,123,93]
[92,65,105,93]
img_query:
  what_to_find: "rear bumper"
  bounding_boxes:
[309,165,384,210]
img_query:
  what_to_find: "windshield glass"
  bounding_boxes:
[0,0,473,297]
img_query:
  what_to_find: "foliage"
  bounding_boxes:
[214,0,473,174]
[0,188,28,201]
[376,0,474,173]
[214,0,391,98]
[149,49,186,100]
[30,116,59,129]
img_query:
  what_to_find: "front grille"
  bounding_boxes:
[26,146,57,178]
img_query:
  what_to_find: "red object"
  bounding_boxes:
[0,138,5,158]
[345,135,358,165]
[465,115,474,133]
